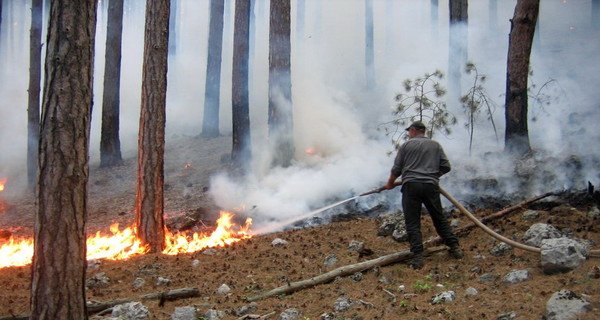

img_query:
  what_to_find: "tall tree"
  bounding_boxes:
[231,0,251,167]
[136,0,170,253]
[431,0,439,39]
[201,0,225,138]
[100,0,124,167]
[30,0,97,318]
[27,0,43,188]
[268,0,293,167]
[504,0,539,156]
[364,0,375,88]
[448,0,468,106]
[593,0,600,29]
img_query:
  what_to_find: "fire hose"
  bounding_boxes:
[363,182,600,258]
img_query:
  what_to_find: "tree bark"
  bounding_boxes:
[232,0,252,168]
[448,0,468,105]
[100,0,124,167]
[268,0,294,167]
[27,0,43,188]
[136,0,170,253]
[202,0,225,138]
[504,0,539,156]
[30,1,97,319]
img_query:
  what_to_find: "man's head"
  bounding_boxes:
[405,121,426,138]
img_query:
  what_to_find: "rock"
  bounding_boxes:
[588,207,600,219]
[350,272,363,282]
[333,297,354,312]
[490,242,513,256]
[235,302,258,316]
[111,302,150,320]
[271,238,288,247]
[204,309,225,320]
[320,313,336,320]
[170,306,198,320]
[132,277,146,290]
[523,223,562,247]
[156,276,171,286]
[216,283,231,295]
[522,210,539,220]
[279,308,302,320]
[502,269,530,285]
[465,287,478,296]
[137,263,161,276]
[431,291,456,304]
[497,311,517,319]
[86,272,111,289]
[377,211,404,237]
[348,240,364,251]
[191,259,200,268]
[478,273,499,284]
[540,237,588,274]
[545,290,591,320]
[324,254,338,267]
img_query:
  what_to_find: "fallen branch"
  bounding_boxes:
[86,287,200,314]
[245,246,446,302]
[234,311,277,319]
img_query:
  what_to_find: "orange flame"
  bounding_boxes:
[0,178,7,192]
[0,211,252,269]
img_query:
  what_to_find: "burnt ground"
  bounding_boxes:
[0,135,599,319]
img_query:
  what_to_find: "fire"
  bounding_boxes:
[0,178,6,192]
[0,211,253,269]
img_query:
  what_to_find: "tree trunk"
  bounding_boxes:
[268,0,294,167]
[504,0,539,156]
[100,0,124,167]
[593,0,600,29]
[27,0,43,188]
[231,0,251,168]
[168,0,177,55]
[431,0,439,39]
[30,1,97,319]
[364,0,374,88]
[201,0,225,138]
[448,0,468,108]
[136,0,170,253]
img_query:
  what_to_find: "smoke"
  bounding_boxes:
[0,1,598,229]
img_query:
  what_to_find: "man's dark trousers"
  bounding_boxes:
[401,182,459,254]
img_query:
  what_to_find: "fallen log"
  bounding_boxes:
[245,246,446,302]
[0,287,200,320]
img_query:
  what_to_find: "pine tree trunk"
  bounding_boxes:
[136,0,170,253]
[202,0,225,138]
[30,1,97,319]
[100,0,124,167]
[364,0,374,88]
[448,0,468,106]
[268,0,294,167]
[504,0,539,156]
[27,0,43,188]
[231,0,251,167]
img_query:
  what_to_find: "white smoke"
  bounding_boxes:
[0,1,598,228]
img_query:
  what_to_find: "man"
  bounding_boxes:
[385,121,463,269]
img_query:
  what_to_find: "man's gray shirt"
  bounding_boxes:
[391,136,451,185]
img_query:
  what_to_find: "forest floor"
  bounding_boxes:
[0,135,599,320]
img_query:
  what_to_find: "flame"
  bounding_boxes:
[0,211,253,269]
[0,178,6,192]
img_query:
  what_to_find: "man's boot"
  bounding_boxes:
[449,245,464,259]
[408,252,424,269]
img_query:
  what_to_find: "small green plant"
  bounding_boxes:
[413,279,433,292]
[382,70,456,149]
[460,61,499,155]
[399,299,409,307]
